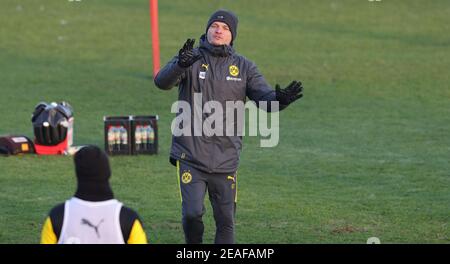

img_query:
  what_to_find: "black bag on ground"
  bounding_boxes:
[0,135,35,156]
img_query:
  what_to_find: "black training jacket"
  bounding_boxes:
[155,35,285,173]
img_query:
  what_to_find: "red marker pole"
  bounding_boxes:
[149,0,160,77]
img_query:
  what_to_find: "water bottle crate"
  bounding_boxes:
[104,116,132,155]
[104,115,158,156]
[131,115,158,155]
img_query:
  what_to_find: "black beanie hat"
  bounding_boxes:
[74,145,111,182]
[206,9,238,45]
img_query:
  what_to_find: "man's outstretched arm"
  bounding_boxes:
[246,62,303,112]
[154,38,201,90]
[154,56,185,90]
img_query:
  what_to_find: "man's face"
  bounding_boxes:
[207,21,232,46]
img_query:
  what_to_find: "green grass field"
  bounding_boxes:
[0,0,449,244]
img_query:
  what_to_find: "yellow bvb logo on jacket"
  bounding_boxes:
[229,65,239,76]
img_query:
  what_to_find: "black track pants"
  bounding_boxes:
[177,161,237,244]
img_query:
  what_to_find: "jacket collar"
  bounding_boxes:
[199,34,235,57]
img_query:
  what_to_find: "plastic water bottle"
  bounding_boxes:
[140,125,147,150]
[114,126,121,151]
[107,126,115,152]
[120,126,128,150]
[135,125,142,151]
[142,125,149,149]
[146,124,155,145]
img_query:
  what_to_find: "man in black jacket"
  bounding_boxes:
[154,9,303,244]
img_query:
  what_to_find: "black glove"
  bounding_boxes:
[177,39,201,68]
[275,81,303,105]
